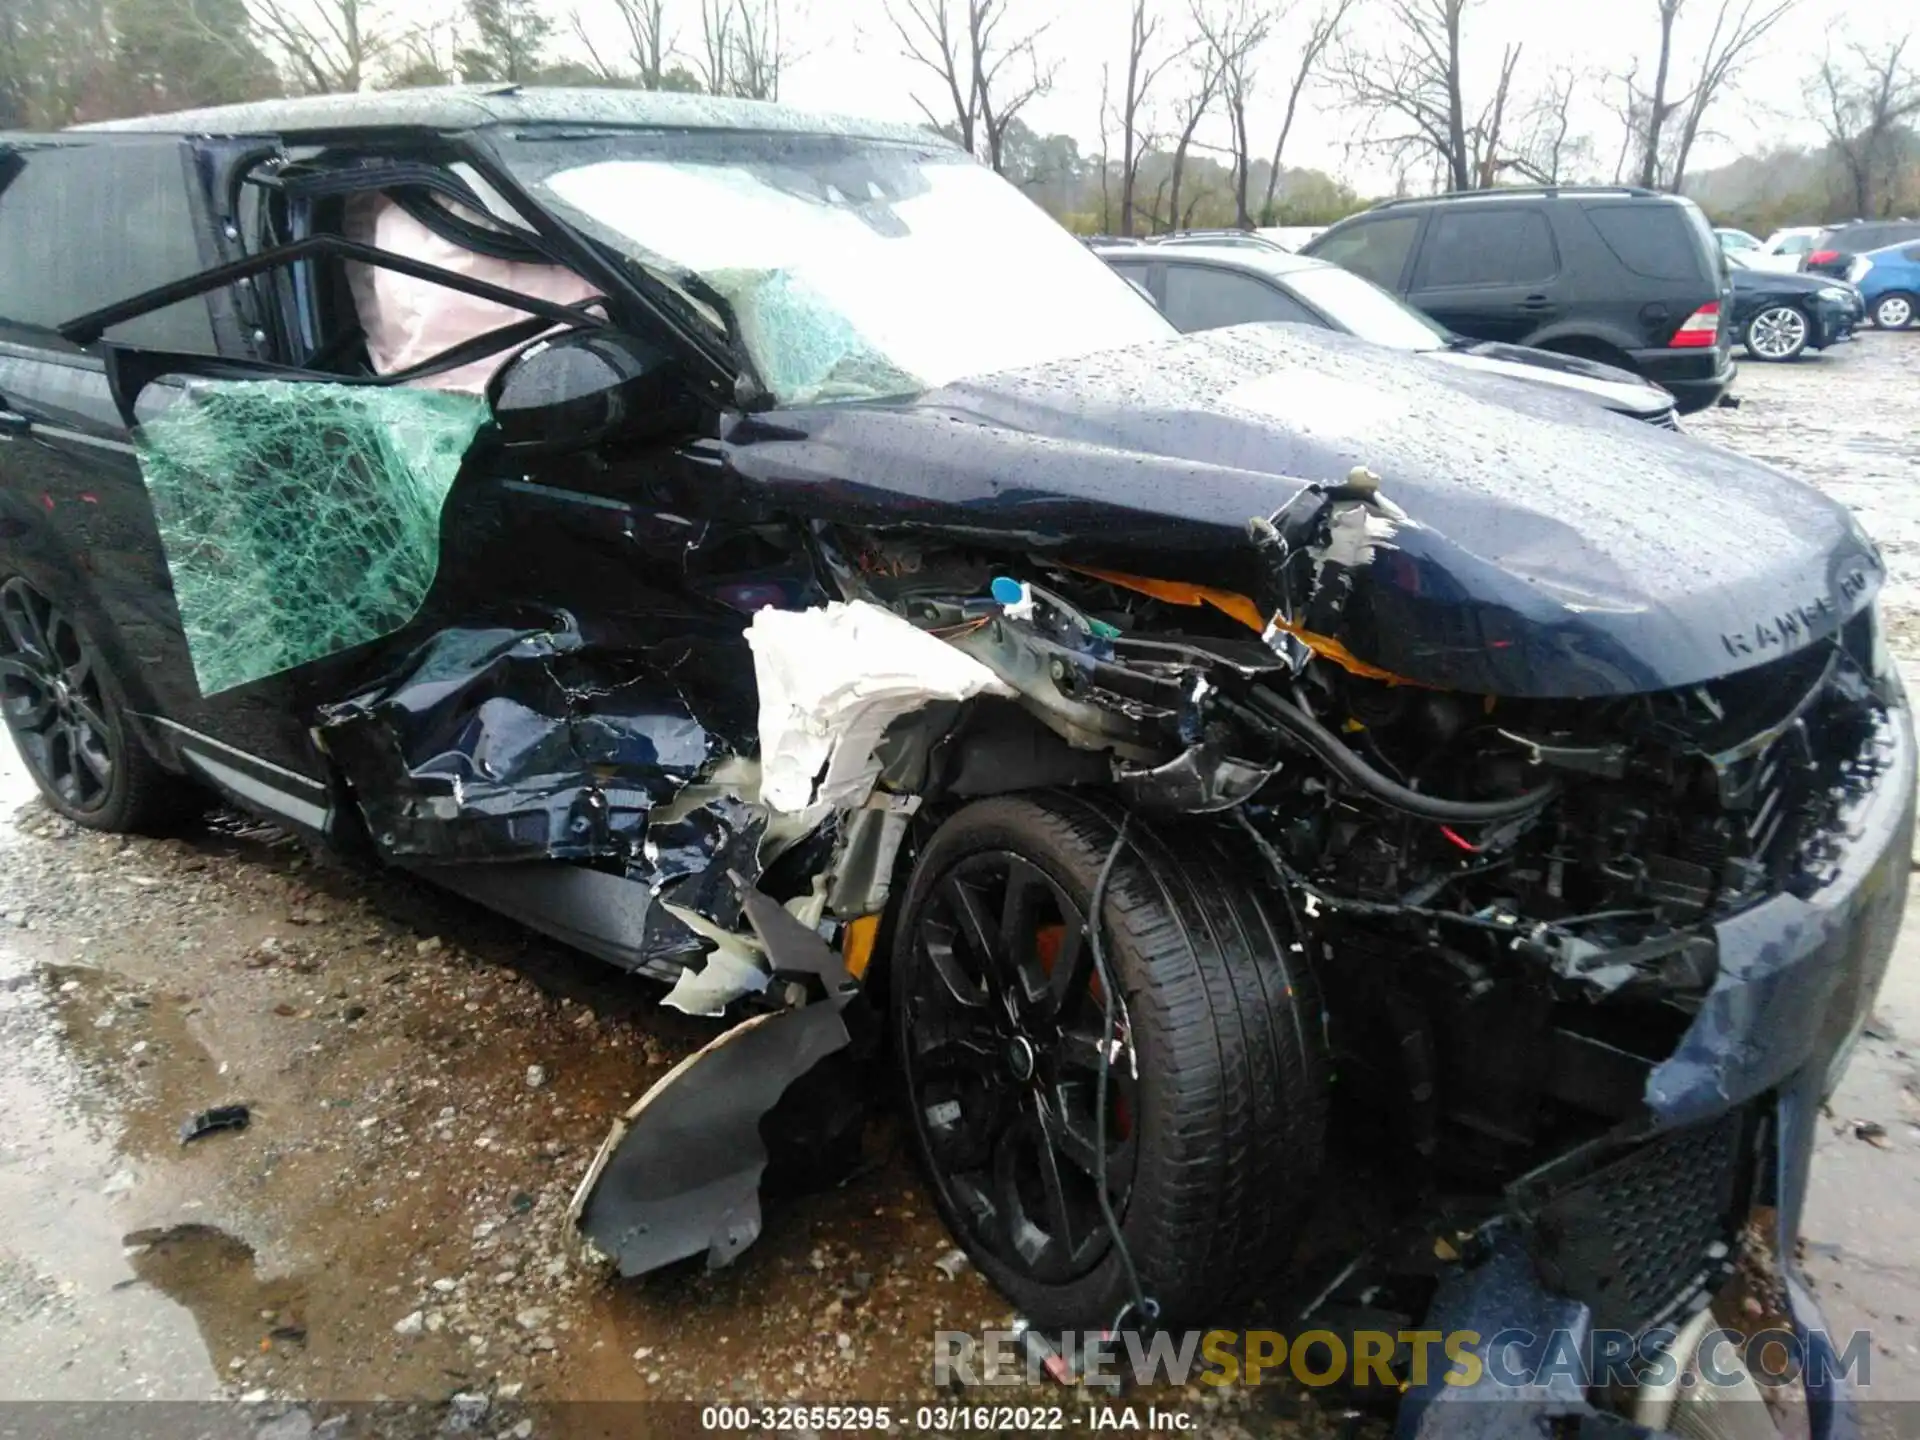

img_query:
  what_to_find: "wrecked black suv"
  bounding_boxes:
[0,88,1910,1433]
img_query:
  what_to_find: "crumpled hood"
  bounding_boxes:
[730,324,1881,697]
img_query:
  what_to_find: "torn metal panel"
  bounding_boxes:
[318,620,719,864]
[823,794,918,919]
[734,880,856,1009]
[658,902,771,1016]
[413,861,705,981]
[746,600,1012,813]
[320,618,783,973]
[136,379,487,696]
[571,1001,851,1276]
[659,947,771,1018]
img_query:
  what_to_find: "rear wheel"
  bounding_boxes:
[0,577,195,832]
[1874,292,1915,330]
[1743,303,1809,361]
[890,791,1327,1329]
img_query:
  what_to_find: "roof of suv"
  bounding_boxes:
[1364,185,1675,210]
[68,84,941,146]
[1816,219,1920,248]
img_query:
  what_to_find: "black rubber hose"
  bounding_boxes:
[1248,686,1560,823]
[1087,813,1157,1331]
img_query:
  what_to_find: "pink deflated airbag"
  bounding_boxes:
[345,194,602,394]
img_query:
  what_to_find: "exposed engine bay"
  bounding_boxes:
[829,481,1891,1174]
[497,471,1903,1354]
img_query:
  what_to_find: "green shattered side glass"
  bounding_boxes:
[137,380,488,696]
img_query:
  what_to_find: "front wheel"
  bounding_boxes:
[1874,292,1915,330]
[890,791,1328,1329]
[1743,304,1809,361]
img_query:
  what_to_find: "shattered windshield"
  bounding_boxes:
[500,130,1173,406]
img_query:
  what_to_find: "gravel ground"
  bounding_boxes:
[0,330,1916,1436]
[1691,329,1920,656]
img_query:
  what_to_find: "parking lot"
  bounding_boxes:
[0,330,1917,1431]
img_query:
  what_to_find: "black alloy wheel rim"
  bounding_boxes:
[0,579,117,813]
[902,850,1138,1285]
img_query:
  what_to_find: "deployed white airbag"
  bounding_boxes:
[746,601,1012,813]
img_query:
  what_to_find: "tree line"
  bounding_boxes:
[891,0,1917,232]
[0,0,1914,230]
[0,0,799,127]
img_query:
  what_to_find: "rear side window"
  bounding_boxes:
[0,140,217,354]
[1779,233,1813,255]
[1854,222,1920,250]
[1107,259,1155,294]
[1817,223,1920,252]
[1308,215,1421,290]
[1162,265,1316,332]
[1413,209,1557,288]
[1584,203,1708,283]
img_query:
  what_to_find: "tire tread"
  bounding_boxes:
[892,791,1327,1328]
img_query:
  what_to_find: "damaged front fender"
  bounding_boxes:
[570,1000,851,1276]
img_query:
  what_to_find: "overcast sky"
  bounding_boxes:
[573,0,1918,194]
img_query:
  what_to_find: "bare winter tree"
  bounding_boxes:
[573,0,670,85]
[1260,0,1357,223]
[887,0,1054,174]
[1097,61,1115,230]
[1165,19,1225,227]
[728,0,792,99]
[1633,0,1683,186]
[694,0,732,92]
[1194,0,1272,228]
[1505,66,1592,185]
[890,0,975,151]
[968,0,1054,174]
[385,13,459,85]
[677,0,796,98]
[1466,40,1521,188]
[1115,0,1183,236]
[1335,0,1476,191]
[1606,64,1644,182]
[1667,0,1798,188]
[1808,35,1920,218]
[248,0,389,92]
[1623,0,1798,190]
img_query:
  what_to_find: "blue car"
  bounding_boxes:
[1852,240,1920,329]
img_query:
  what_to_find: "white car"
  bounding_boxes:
[1746,226,1824,273]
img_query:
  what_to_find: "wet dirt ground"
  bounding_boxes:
[0,330,1917,1437]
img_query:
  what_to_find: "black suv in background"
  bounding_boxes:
[1803,219,1920,280]
[1302,187,1736,413]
